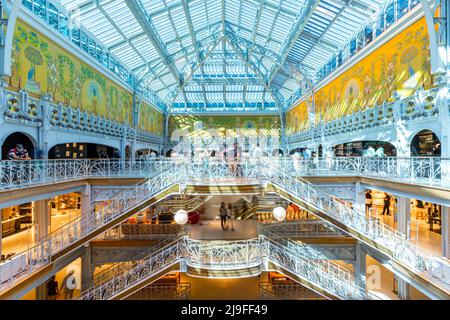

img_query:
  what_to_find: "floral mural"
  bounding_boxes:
[8,20,134,126]
[139,101,164,135]
[287,17,433,131]
[169,115,280,137]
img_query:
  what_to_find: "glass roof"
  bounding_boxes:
[55,0,390,112]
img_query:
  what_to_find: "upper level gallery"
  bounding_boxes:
[0,0,165,158]
[284,0,449,157]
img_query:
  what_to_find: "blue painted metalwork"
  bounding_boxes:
[24,0,402,112]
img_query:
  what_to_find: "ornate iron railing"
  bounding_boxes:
[83,228,189,292]
[0,159,169,191]
[262,159,450,288]
[0,161,182,293]
[78,237,187,300]
[280,156,450,188]
[126,282,191,300]
[77,236,366,300]
[259,220,345,238]
[101,223,186,240]
[185,238,263,270]
[259,281,324,300]
[2,156,450,192]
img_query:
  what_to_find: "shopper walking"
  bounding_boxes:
[219,202,228,231]
[46,276,60,300]
[381,193,391,215]
[325,147,334,171]
[227,203,235,231]
[60,270,76,300]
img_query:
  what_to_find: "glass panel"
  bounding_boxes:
[96,47,103,61]
[102,51,109,67]
[349,38,357,56]
[385,2,395,28]
[375,13,385,36]
[33,0,46,20]
[22,0,32,10]
[48,3,58,29]
[397,0,409,18]
[59,14,69,38]
[71,28,81,47]
[337,51,343,66]
[109,56,116,72]
[365,26,373,44]
[81,32,88,52]
[88,39,96,57]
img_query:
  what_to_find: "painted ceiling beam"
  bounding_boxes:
[126,0,183,85]
[267,0,320,86]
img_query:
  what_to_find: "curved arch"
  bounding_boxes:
[332,140,397,156]
[48,142,120,159]
[1,131,37,159]
[408,128,442,146]
[409,129,441,156]
[1,0,20,76]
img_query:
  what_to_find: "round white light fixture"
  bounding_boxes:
[174,209,188,225]
[273,206,286,222]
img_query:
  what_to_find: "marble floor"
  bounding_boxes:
[190,220,257,240]
[376,213,443,257]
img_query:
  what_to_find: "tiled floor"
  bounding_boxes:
[190,220,257,240]
[1,214,77,256]
[376,213,442,256]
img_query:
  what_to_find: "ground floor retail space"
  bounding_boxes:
[1,192,83,260]
[364,189,444,256]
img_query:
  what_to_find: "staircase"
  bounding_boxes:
[235,194,286,220]
[0,161,181,297]
[263,159,450,296]
[77,235,368,300]
[158,195,210,212]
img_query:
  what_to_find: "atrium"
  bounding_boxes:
[0,0,449,303]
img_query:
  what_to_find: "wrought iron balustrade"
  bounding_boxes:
[259,281,323,300]
[259,219,345,238]
[0,161,182,293]
[78,235,365,300]
[83,229,189,291]
[274,156,450,189]
[126,282,191,300]
[262,159,450,288]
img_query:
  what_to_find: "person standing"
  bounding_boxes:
[46,276,59,300]
[227,203,235,232]
[381,193,391,215]
[219,202,228,231]
[252,143,264,159]
[365,190,373,214]
[325,147,334,171]
[8,144,31,160]
[375,145,386,157]
[302,147,311,160]
[366,145,376,157]
[60,270,76,300]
